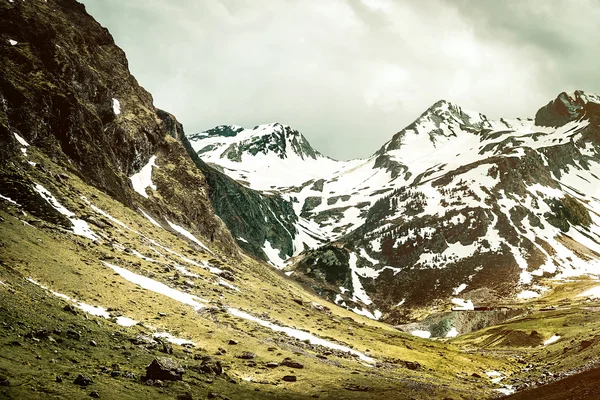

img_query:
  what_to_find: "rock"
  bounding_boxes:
[228,339,238,345]
[238,352,256,360]
[89,391,100,398]
[73,374,94,386]
[207,393,219,399]
[196,357,223,375]
[580,339,594,350]
[345,384,372,392]
[404,361,421,370]
[66,330,81,340]
[63,305,78,315]
[219,270,235,282]
[55,375,63,383]
[292,299,304,306]
[89,340,98,347]
[158,312,167,317]
[145,357,185,381]
[131,334,154,346]
[471,373,482,378]
[0,377,9,387]
[282,375,297,382]
[177,393,194,400]
[123,371,136,379]
[280,358,304,369]
[158,339,173,354]
[266,362,279,368]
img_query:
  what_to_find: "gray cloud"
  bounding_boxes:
[80,0,600,159]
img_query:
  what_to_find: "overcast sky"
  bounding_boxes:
[81,0,600,160]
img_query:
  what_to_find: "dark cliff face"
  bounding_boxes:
[534,91,593,127]
[0,0,163,204]
[0,0,238,255]
[163,113,298,262]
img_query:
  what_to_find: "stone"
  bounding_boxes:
[345,384,372,392]
[238,352,256,360]
[282,375,297,382]
[89,391,100,398]
[280,358,304,369]
[145,357,185,381]
[219,270,235,282]
[196,357,223,375]
[73,374,93,386]
[404,361,421,370]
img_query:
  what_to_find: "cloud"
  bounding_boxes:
[80,0,600,159]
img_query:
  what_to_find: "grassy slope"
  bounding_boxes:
[0,148,511,399]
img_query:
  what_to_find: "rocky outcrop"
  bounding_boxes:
[534,91,590,127]
[0,0,161,204]
[0,0,238,255]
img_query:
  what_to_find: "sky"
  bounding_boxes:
[80,0,600,160]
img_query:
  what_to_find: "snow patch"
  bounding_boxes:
[263,240,286,269]
[112,98,121,115]
[33,184,98,241]
[451,298,474,310]
[139,208,162,228]
[411,330,431,339]
[153,332,194,346]
[103,262,207,310]
[13,132,29,146]
[228,308,374,363]
[579,286,600,299]
[446,327,459,338]
[130,155,157,199]
[166,219,213,254]
[453,283,467,295]
[517,290,540,299]
[0,193,19,205]
[544,335,560,346]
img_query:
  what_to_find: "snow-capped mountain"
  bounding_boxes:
[188,123,342,190]
[190,90,600,322]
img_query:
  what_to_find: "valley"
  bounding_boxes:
[1,0,600,399]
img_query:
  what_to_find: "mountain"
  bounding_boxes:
[5,1,600,399]
[191,92,600,324]
[4,2,531,399]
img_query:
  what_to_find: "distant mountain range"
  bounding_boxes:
[188,91,600,322]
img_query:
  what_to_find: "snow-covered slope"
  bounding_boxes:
[190,91,600,322]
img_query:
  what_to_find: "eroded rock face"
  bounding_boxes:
[534,91,596,127]
[0,0,238,255]
[0,0,162,204]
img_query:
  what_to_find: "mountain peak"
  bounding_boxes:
[188,123,325,163]
[378,99,491,155]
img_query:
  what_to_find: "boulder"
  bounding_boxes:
[145,357,185,381]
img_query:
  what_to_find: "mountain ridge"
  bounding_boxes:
[190,90,600,324]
